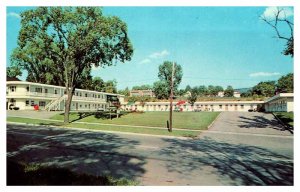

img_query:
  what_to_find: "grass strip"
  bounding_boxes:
[7,117,201,138]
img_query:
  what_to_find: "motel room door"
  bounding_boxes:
[76,103,78,110]
[234,105,238,111]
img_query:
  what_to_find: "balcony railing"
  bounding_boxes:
[7,92,60,98]
[7,92,107,102]
[72,95,106,102]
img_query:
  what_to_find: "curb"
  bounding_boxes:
[7,122,190,140]
[207,112,222,130]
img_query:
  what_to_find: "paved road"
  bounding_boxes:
[7,112,293,185]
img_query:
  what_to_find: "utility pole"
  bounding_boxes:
[169,62,175,132]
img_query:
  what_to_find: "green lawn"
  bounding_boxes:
[7,116,202,137]
[273,112,294,127]
[51,111,220,130]
[8,111,219,137]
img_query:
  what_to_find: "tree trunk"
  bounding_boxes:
[64,87,75,124]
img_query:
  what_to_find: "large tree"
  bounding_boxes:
[252,81,276,97]
[224,86,234,97]
[187,87,198,108]
[197,85,208,96]
[118,87,130,96]
[11,7,133,123]
[104,79,118,93]
[277,73,293,93]
[261,7,294,57]
[157,61,183,99]
[153,81,169,100]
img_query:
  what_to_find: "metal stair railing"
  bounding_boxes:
[45,95,67,111]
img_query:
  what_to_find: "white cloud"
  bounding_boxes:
[261,7,293,20]
[149,50,169,59]
[249,72,281,77]
[7,12,21,19]
[139,49,170,65]
[139,58,151,64]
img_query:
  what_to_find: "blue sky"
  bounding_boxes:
[6,6,294,90]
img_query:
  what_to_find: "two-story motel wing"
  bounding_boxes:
[6,80,124,111]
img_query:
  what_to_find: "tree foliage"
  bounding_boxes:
[11,7,133,123]
[153,81,169,100]
[252,81,276,97]
[7,66,22,78]
[224,86,234,97]
[187,87,198,106]
[118,87,130,96]
[104,80,118,93]
[132,84,152,90]
[158,61,183,98]
[277,73,293,93]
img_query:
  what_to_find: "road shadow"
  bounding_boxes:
[7,124,146,185]
[160,137,293,186]
[238,113,293,134]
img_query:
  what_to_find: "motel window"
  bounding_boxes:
[98,95,100,98]
[76,92,78,96]
[64,90,66,94]
[55,90,58,94]
[219,105,222,109]
[85,93,88,97]
[26,87,29,92]
[80,105,82,108]
[10,86,16,92]
[80,93,82,97]
[45,89,48,94]
[36,88,42,93]
[25,100,29,106]
[39,101,46,106]
[85,105,87,108]
[31,101,35,106]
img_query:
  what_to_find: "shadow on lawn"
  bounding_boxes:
[7,124,145,185]
[237,113,293,134]
[160,136,293,186]
[7,160,135,185]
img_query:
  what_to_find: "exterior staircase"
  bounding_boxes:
[45,95,67,111]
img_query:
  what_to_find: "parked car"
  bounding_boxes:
[248,109,254,112]
[9,104,19,110]
[97,108,105,112]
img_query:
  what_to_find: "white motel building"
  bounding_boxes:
[6,80,293,113]
[6,80,124,111]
